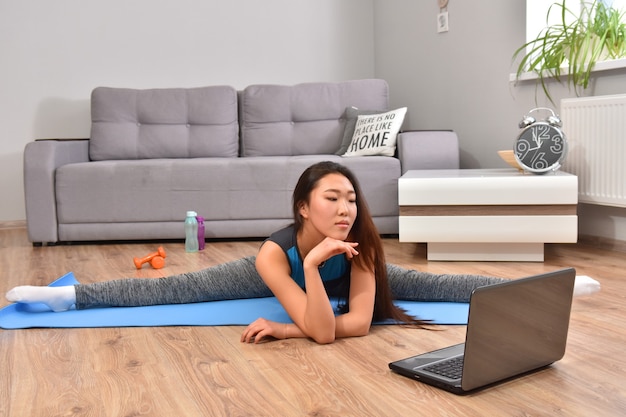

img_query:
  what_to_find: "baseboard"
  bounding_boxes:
[1,221,624,253]
[0,220,26,230]
[578,234,626,253]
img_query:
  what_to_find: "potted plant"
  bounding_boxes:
[512,0,626,104]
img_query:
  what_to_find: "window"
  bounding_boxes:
[518,0,626,79]
[526,0,626,46]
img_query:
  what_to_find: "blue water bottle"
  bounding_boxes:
[185,211,199,252]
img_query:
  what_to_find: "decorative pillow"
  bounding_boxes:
[335,107,385,155]
[342,107,407,157]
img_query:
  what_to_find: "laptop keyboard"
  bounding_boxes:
[423,356,464,379]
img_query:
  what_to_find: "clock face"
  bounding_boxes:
[514,122,567,173]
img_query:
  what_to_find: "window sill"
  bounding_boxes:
[509,57,626,83]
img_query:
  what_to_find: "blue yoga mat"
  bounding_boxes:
[0,272,469,329]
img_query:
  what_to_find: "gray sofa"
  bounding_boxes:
[23,79,459,245]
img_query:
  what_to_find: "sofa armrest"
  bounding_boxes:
[397,130,460,174]
[24,139,90,244]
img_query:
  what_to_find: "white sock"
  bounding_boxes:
[5,285,77,312]
[573,275,601,297]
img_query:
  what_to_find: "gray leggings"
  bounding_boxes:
[75,256,505,310]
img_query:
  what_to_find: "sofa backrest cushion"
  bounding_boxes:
[239,79,389,157]
[90,86,239,161]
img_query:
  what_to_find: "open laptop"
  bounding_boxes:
[389,268,576,395]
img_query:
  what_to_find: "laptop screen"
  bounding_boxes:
[461,268,575,391]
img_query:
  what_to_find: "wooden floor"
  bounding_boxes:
[1,227,624,416]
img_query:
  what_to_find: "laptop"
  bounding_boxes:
[389,268,576,395]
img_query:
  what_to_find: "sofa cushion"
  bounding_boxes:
[342,107,407,157]
[55,156,337,224]
[239,79,389,157]
[90,86,239,161]
[335,107,386,155]
[54,156,400,224]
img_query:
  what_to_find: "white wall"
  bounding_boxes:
[0,0,375,222]
[373,0,626,243]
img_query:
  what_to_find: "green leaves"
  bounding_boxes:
[512,1,626,104]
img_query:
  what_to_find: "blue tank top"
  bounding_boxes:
[266,225,350,291]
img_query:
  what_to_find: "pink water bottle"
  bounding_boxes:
[196,215,205,250]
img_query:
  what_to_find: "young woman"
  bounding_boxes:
[6,161,568,344]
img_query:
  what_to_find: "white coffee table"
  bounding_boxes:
[398,169,578,261]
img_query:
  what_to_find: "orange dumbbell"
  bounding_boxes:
[133,247,167,269]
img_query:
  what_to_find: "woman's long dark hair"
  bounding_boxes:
[292,161,427,326]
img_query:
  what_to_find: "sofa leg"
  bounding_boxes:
[32,242,60,247]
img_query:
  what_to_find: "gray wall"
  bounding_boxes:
[374,0,626,243]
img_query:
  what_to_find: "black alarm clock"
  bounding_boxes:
[514,107,567,174]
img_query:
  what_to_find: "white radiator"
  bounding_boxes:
[560,94,626,208]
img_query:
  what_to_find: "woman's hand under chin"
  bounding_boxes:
[304,237,359,269]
